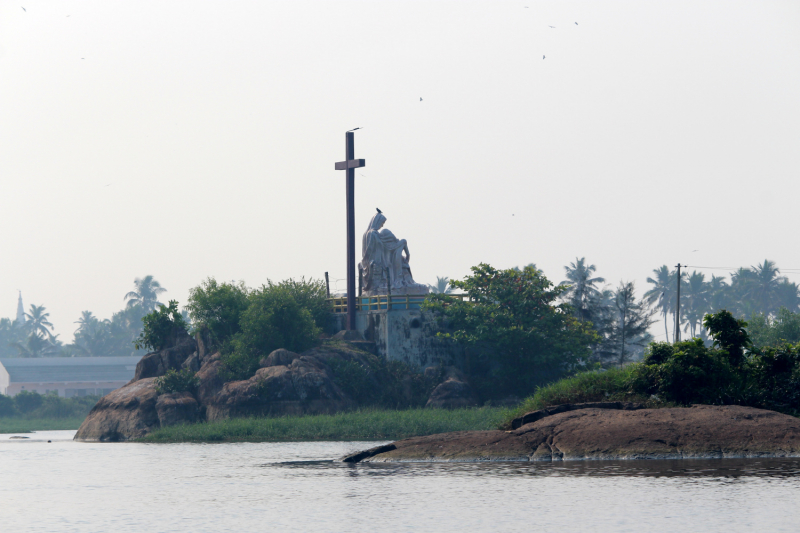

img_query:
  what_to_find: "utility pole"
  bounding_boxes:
[674,263,682,343]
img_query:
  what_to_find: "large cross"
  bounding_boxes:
[334,130,365,330]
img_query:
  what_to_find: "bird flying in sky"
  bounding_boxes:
[420,97,422,101]
[575,22,578,25]
[548,25,555,28]
[543,55,545,59]
[21,6,26,11]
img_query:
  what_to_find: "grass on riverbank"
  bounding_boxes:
[502,366,661,428]
[0,417,86,434]
[140,407,510,443]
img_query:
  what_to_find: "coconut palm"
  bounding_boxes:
[24,305,54,338]
[428,276,453,294]
[124,275,167,312]
[707,275,730,313]
[746,260,786,315]
[682,271,709,338]
[561,258,605,323]
[644,265,675,341]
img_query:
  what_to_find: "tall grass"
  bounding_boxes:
[502,366,655,427]
[140,407,510,443]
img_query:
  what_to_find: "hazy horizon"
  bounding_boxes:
[2,0,799,342]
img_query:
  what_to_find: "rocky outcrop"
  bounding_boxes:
[341,405,800,462]
[74,378,160,442]
[133,330,197,380]
[425,366,478,409]
[156,392,200,427]
[205,349,354,420]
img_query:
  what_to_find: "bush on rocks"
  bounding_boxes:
[154,368,200,395]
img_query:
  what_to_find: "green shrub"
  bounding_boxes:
[423,263,598,399]
[14,390,44,414]
[0,394,16,416]
[632,339,742,405]
[223,285,321,380]
[270,278,329,329]
[505,366,649,425]
[134,300,189,352]
[154,368,199,394]
[186,278,250,349]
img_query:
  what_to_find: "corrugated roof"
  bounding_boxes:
[0,356,142,383]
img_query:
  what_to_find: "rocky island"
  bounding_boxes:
[341,403,800,462]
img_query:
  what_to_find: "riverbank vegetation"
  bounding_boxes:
[0,417,86,433]
[0,391,99,432]
[503,310,800,427]
[139,407,510,443]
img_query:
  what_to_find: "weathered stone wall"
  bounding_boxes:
[331,309,461,369]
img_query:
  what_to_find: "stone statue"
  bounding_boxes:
[359,210,429,296]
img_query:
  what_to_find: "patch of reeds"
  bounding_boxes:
[140,407,510,443]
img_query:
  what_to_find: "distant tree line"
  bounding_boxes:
[429,258,800,369]
[0,275,174,358]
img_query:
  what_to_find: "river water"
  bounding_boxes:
[2,430,800,532]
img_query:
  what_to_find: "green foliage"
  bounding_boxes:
[747,308,800,348]
[0,394,16,416]
[134,300,189,352]
[14,390,44,414]
[154,368,199,394]
[0,417,88,433]
[423,263,597,398]
[748,344,800,412]
[632,339,742,405]
[703,310,750,367]
[505,366,651,425]
[224,284,321,380]
[186,278,250,349]
[326,355,437,408]
[0,391,100,419]
[270,278,330,330]
[138,407,511,443]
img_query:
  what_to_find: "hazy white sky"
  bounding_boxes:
[1,0,799,341]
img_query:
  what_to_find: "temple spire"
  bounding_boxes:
[15,291,25,326]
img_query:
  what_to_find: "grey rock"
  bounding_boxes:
[74,378,160,442]
[156,391,199,427]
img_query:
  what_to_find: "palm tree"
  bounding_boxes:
[74,311,99,333]
[13,332,61,358]
[707,275,730,313]
[644,265,675,341]
[561,258,605,323]
[24,305,54,338]
[124,275,167,312]
[428,276,453,294]
[747,260,786,315]
[682,271,709,338]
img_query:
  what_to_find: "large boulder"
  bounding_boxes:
[134,330,197,381]
[205,352,354,420]
[342,404,800,462]
[156,392,200,427]
[74,378,160,442]
[196,352,225,404]
[426,366,479,409]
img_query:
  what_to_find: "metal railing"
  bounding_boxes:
[328,293,469,313]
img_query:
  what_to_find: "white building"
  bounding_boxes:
[0,356,141,398]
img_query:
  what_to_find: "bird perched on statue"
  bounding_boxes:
[376,208,382,214]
